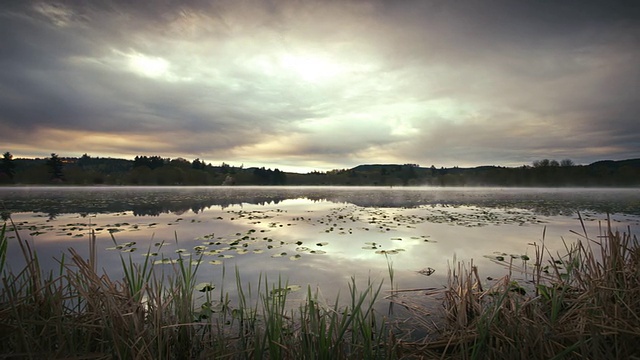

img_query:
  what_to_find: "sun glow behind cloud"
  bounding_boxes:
[279,53,347,82]
[1,1,639,171]
[127,53,170,79]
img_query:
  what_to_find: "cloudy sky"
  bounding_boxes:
[1,1,639,172]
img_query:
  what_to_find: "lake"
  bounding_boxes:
[1,186,639,312]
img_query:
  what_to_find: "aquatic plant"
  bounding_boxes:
[0,219,392,359]
[1,214,639,359]
[396,215,640,359]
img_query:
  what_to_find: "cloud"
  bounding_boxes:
[1,1,639,170]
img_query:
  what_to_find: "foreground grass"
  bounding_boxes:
[0,220,392,359]
[1,216,639,359]
[397,215,640,359]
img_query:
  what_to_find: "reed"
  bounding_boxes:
[404,215,640,359]
[0,220,393,359]
[0,223,7,274]
[1,214,638,359]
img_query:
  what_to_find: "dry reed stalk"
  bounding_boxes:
[2,213,638,359]
[444,259,484,329]
[66,248,151,358]
[401,215,640,359]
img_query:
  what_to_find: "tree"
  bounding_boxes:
[398,164,417,185]
[1,152,16,181]
[78,153,91,168]
[133,155,149,168]
[46,153,64,181]
[272,168,287,185]
[533,159,551,168]
[134,155,165,169]
[560,159,575,167]
[169,157,191,170]
[192,158,204,170]
[253,167,270,184]
[149,156,166,169]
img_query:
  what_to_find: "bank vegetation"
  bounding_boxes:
[0,216,638,359]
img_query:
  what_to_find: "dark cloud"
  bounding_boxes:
[1,0,639,170]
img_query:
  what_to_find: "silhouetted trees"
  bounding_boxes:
[0,153,638,186]
[560,159,575,167]
[192,158,204,170]
[0,152,16,182]
[46,153,64,181]
[252,167,287,185]
[134,156,166,169]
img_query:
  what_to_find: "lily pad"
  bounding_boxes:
[196,282,215,292]
[269,285,302,297]
[375,249,399,255]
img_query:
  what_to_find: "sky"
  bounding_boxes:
[1,1,639,173]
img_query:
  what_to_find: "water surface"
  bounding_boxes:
[2,186,639,310]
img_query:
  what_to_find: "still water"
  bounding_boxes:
[1,186,639,308]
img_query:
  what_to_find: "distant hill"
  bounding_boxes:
[343,159,640,187]
[587,158,640,170]
[352,159,640,173]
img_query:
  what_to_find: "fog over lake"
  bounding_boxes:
[2,186,639,310]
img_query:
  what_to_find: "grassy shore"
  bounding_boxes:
[0,216,638,359]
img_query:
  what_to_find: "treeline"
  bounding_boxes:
[0,152,639,186]
[0,153,286,186]
[325,160,640,187]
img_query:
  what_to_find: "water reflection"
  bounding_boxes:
[1,186,640,217]
[1,186,639,311]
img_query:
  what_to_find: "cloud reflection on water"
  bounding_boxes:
[2,187,639,310]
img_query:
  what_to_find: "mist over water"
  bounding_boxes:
[2,186,640,215]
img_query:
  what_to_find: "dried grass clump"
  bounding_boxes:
[403,215,640,359]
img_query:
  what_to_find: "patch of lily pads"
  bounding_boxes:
[484,251,531,262]
[4,196,584,295]
[269,285,302,298]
